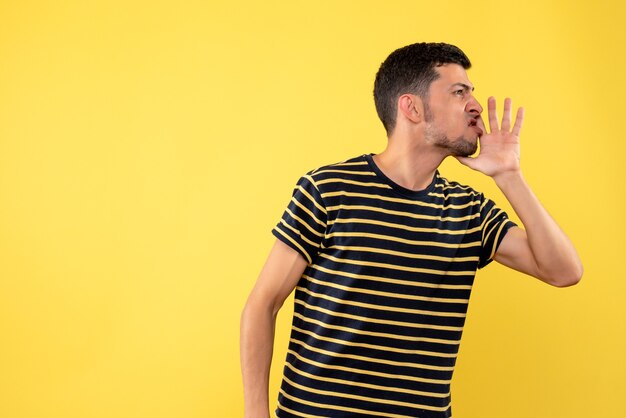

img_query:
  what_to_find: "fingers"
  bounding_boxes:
[512,106,524,137]
[487,96,499,133]
[487,97,523,136]
[501,97,512,132]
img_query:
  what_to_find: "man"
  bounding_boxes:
[240,42,582,418]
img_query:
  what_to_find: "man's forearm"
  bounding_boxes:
[240,301,276,418]
[493,171,583,284]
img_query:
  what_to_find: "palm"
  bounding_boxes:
[457,97,524,178]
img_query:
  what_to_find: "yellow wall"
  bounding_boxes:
[1,1,624,417]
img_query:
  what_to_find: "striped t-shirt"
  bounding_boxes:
[271,153,516,418]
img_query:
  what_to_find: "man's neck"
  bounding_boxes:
[372,138,446,192]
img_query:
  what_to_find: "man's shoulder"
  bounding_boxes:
[435,173,485,199]
[305,154,372,181]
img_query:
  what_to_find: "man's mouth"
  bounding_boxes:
[468,119,483,136]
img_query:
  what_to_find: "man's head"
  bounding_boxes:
[373,42,471,135]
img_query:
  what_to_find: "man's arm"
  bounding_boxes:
[492,174,583,286]
[240,239,308,418]
[457,97,583,286]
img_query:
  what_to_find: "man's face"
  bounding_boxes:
[422,64,484,157]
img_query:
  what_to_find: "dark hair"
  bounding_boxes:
[373,42,471,134]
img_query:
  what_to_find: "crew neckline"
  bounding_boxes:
[364,153,439,199]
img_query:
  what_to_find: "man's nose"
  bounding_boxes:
[466,96,483,115]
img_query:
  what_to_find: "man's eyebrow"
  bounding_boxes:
[451,83,475,92]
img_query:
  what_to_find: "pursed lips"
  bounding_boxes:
[468,118,483,136]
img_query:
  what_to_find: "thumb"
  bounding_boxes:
[455,156,479,170]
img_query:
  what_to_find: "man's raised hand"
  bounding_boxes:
[457,96,525,180]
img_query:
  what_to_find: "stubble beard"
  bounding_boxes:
[423,101,478,157]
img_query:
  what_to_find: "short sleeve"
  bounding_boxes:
[272,173,327,264]
[478,196,517,269]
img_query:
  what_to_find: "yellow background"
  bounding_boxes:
[1,1,624,417]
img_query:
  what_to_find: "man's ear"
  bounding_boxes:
[397,94,424,125]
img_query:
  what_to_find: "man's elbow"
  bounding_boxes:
[541,263,584,288]
[241,291,281,325]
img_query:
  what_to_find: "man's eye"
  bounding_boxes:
[455,90,465,96]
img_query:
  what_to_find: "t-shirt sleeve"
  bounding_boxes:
[478,196,517,269]
[271,173,327,264]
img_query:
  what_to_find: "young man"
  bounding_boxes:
[240,42,582,418]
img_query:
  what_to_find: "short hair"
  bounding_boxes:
[373,42,471,135]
